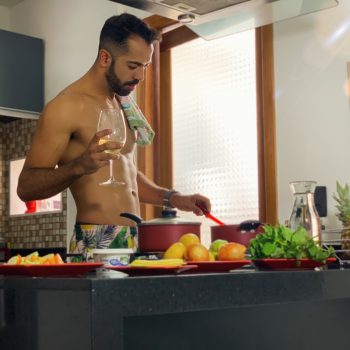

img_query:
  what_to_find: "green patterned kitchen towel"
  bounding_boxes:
[119,95,155,146]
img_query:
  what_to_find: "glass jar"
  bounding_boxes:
[288,181,322,241]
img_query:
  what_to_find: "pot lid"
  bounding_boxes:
[139,209,201,226]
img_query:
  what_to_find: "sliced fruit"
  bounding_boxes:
[25,251,39,261]
[6,252,65,265]
[41,253,55,264]
[7,254,21,265]
[22,251,41,264]
[54,253,64,264]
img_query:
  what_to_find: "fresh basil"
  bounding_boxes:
[248,224,335,262]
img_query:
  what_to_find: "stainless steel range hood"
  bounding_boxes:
[112,0,339,39]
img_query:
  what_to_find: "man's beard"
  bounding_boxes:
[105,64,138,96]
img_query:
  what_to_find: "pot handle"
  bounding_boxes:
[239,220,261,231]
[120,212,143,224]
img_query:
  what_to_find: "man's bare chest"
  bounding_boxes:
[70,109,137,156]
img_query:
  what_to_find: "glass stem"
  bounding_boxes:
[109,159,115,181]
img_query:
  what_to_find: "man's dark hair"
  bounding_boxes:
[99,13,161,53]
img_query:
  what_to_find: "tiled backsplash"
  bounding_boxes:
[0,119,67,249]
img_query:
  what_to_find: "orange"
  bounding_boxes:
[186,243,210,262]
[54,253,64,264]
[163,242,186,259]
[217,242,246,261]
[179,233,200,248]
[7,254,21,265]
[41,253,55,264]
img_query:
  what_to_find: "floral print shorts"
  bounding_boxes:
[69,223,138,259]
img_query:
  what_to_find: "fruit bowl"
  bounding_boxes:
[186,260,251,272]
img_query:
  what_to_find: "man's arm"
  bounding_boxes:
[17,97,118,201]
[136,170,168,206]
[18,164,82,201]
[136,171,211,215]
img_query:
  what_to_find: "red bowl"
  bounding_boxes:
[211,223,262,247]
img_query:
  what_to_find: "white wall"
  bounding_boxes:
[7,0,149,102]
[0,5,10,29]
[3,0,150,245]
[274,1,350,229]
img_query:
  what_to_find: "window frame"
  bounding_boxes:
[137,16,277,224]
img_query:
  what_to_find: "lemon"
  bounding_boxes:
[179,233,200,248]
[163,242,186,259]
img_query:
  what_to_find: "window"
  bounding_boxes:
[171,30,258,244]
[9,158,62,216]
[138,17,277,228]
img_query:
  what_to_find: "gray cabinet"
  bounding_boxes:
[0,29,44,113]
[2,270,350,350]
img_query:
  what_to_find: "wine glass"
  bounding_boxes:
[97,108,126,186]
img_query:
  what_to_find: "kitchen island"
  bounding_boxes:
[1,268,350,350]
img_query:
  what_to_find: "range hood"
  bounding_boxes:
[112,0,339,39]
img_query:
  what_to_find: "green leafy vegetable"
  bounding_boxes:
[248,224,335,262]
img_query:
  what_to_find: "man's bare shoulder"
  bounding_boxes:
[43,88,86,120]
[38,86,95,135]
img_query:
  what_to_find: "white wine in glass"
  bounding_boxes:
[97,108,126,186]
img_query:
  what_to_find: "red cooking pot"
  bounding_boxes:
[120,210,201,252]
[210,220,263,247]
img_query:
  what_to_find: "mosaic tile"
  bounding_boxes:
[0,119,67,249]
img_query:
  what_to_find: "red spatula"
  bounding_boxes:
[196,202,225,226]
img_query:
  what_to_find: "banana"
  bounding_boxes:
[130,258,184,267]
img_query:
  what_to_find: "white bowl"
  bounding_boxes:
[92,249,134,266]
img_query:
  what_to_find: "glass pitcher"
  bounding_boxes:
[288,181,322,242]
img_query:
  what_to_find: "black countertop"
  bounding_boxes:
[1,269,350,349]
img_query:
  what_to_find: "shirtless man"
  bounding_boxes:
[17,13,211,254]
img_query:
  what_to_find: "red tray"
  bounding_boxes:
[106,264,198,276]
[0,263,103,276]
[186,260,251,272]
[253,258,337,270]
